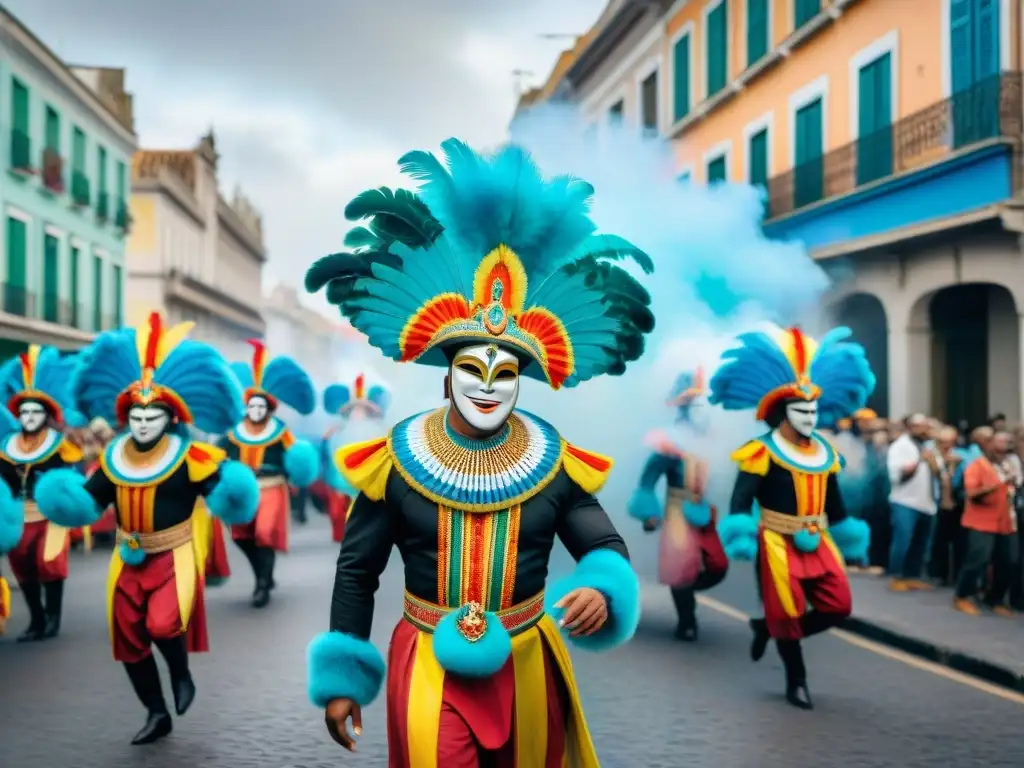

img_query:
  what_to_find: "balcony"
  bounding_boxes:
[115,198,132,233]
[71,171,91,207]
[764,72,1023,255]
[96,191,110,223]
[41,149,65,193]
[9,130,32,175]
[1,284,35,317]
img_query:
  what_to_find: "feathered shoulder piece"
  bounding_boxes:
[72,311,244,434]
[230,339,316,416]
[323,373,389,420]
[0,345,78,425]
[305,138,656,389]
[709,325,875,425]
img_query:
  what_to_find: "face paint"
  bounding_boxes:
[18,402,47,434]
[449,343,519,434]
[246,395,270,424]
[128,405,170,445]
[785,399,819,438]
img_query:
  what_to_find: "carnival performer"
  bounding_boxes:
[0,403,21,635]
[304,138,651,766]
[0,346,86,642]
[314,374,390,542]
[32,312,260,745]
[628,368,727,641]
[710,325,873,710]
[223,340,319,608]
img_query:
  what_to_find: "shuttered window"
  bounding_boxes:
[706,2,728,97]
[5,217,27,291]
[707,155,727,184]
[795,0,820,29]
[43,234,60,323]
[794,98,823,208]
[856,53,893,185]
[92,255,103,331]
[748,128,768,189]
[950,0,1001,147]
[641,70,659,137]
[746,0,769,66]
[608,100,624,126]
[45,106,60,151]
[673,33,691,121]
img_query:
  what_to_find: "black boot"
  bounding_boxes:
[155,636,196,715]
[124,655,173,744]
[42,580,64,639]
[670,586,699,641]
[16,581,46,642]
[264,548,277,591]
[777,640,813,710]
[251,547,273,608]
[749,617,770,662]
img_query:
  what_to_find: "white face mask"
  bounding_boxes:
[18,402,47,434]
[128,405,170,445]
[785,400,819,438]
[246,396,270,424]
[449,343,520,434]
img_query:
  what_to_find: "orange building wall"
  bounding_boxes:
[665,0,946,183]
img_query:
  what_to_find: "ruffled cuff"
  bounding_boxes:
[545,548,640,652]
[306,631,386,707]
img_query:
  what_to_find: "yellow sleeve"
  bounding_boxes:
[335,437,393,501]
[731,439,770,476]
[58,438,84,464]
[185,441,228,483]
[561,442,614,495]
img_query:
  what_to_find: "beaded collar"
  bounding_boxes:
[388,407,564,513]
[0,428,61,465]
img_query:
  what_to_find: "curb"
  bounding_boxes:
[840,616,1024,694]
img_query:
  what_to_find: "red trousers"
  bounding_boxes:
[385,620,568,767]
[696,524,729,579]
[8,520,68,583]
[757,530,852,640]
[328,491,351,543]
[206,517,232,581]
[112,550,209,662]
[232,484,289,552]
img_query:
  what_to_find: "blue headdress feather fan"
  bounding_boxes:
[233,340,316,417]
[0,345,80,426]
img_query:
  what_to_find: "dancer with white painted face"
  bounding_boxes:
[304,138,653,765]
[223,341,319,608]
[32,313,259,744]
[710,325,875,710]
[0,346,85,642]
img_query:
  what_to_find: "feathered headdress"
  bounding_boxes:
[709,325,875,426]
[323,373,390,420]
[230,340,316,416]
[666,366,707,424]
[0,345,78,426]
[305,138,655,389]
[72,311,244,434]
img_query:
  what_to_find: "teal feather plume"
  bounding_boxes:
[344,187,442,249]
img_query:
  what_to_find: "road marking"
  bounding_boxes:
[694,594,1024,705]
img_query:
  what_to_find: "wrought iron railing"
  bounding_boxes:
[766,71,1023,220]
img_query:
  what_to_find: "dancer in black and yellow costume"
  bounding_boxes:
[33,312,259,744]
[711,325,874,710]
[304,138,653,766]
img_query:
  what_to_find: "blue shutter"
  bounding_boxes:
[950,0,973,93]
[749,129,768,188]
[746,0,769,66]
[857,53,893,185]
[707,156,727,184]
[974,0,999,79]
[794,99,823,208]
[707,3,728,97]
[673,34,691,121]
[795,0,820,28]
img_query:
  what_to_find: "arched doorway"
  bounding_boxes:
[830,293,889,417]
[929,283,1019,429]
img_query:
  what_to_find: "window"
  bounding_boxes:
[705,1,728,98]
[748,128,769,190]
[672,31,692,121]
[608,99,624,126]
[4,216,29,315]
[795,0,820,29]
[706,154,727,184]
[69,245,81,328]
[10,79,30,169]
[856,52,893,185]
[97,145,109,220]
[950,0,1001,147]
[640,69,659,137]
[112,264,123,327]
[92,254,103,331]
[116,160,129,229]
[45,106,60,152]
[43,234,60,323]
[794,98,824,207]
[72,128,89,206]
[747,0,770,66]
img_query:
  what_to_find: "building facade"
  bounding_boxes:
[518,0,1024,427]
[0,9,136,357]
[125,131,266,362]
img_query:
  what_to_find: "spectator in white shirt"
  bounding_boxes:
[887,414,941,592]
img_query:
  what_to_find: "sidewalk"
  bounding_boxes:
[842,574,1024,693]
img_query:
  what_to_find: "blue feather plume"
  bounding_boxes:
[366,385,390,412]
[232,356,316,416]
[323,384,351,414]
[0,346,78,421]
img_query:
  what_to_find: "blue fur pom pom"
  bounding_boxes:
[545,548,640,652]
[627,487,661,522]
[830,517,871,563]
[0,483,24,552]
[307,631,386,707]
[118,536,147,566]
[792,528,821,553]
[432,607,512,677]
[683,500,712,528]
[284,440,320,488]
[205,460,260,525]
[718,514,759,561]
[34,468,102,529]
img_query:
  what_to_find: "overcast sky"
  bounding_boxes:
[8,0,604,309]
